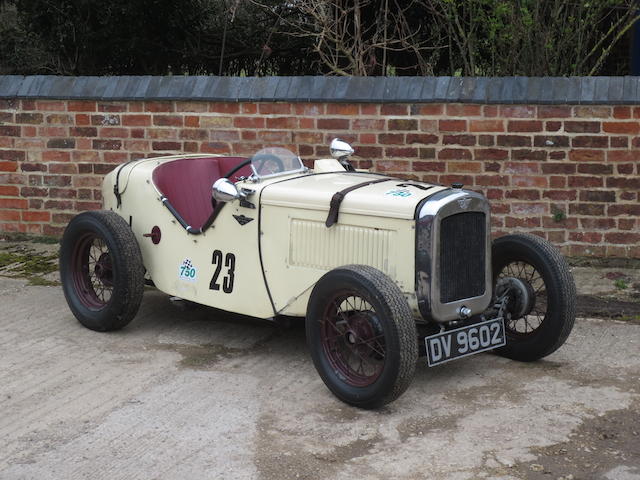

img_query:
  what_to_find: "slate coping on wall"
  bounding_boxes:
[0,75,639,104]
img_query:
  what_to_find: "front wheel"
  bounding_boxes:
[60,210,145,331]
[491,234,576,361]
[306,265,418,409]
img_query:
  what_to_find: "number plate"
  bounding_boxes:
[425,318,506,367]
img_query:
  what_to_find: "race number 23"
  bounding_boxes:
[210,250,235,293]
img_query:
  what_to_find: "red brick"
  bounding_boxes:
[35,100,65,111]
[68,101,97,112]
[549,176,566,188]
[122,115,151,126]
[49,163,77,174]
[378,134,404,145]
[0,161,17,172]
[144,101,174,112]
[613,107,631,119]
[0,198,28,209]
[568,176,603,188]
[470,120,504,132]
[610,136,628,148]
[438,148,471,160]
[605,232,640,244]
[414,161,445,172]
[533,135,569,148]
[545,121,562,132]
[376,160,410,172]
[478,135,494,146]
[384,147,417,158]
[503,162,539,175]
[538,106,571,118]
[543,190,577,201]
[497,135,531,147]
[75,114,91,125]
[152,141,181,151]
[569,232,602,243]
[318,104,361,116]
[266,117,298,129]
[507,120,542,132]
[153,115,183,127]
[579,218,616,230]
[70,127,98,137]
[448,162,482,173]
[21,211,50,222]
[411,104,443,116]
[352,119,384,130]
[439,120,466,132]
[0,150,25,162]
[505,189,540,200]
[474,148,508,160]
[209,103,239,114]
[512,149,547,161]
[579,190,615,202]
[564,121,600,133]
[574,106,611,118]
[0,210,21,221]
[98,103,128,112]
[577,163,612,175]
[98,127,128,138]
[179,129,208,140]
[443,135,475,146]
[607,150,636,162]
[483,106,498,117]
[406,133,438,145]
[93,140,122,150]
[184,116,200,128]
[49,187,77,199]
[569,203,605,216]
[446,104,482,117]
[0,185,19,196]
[608,204,640,216]
[499,105,536,118]
[603,122,640,134]
[568,150,604,162]
[16,113,43,124]
[475,175,509,186]
[381,104,408,115]
[512,176,547,188]
[316,118,349,130]
[571,136,607,148]
[0,126,20,136]
[606,177,640,189]
[505,217,541,228]
[388,119,417,131]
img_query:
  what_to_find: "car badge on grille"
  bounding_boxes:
[457,197,471,209]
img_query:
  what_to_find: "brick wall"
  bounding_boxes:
[0,95,639,258]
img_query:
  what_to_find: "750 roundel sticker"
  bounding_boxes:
[178,258,197,282]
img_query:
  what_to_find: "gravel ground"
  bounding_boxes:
[0,239,639,480]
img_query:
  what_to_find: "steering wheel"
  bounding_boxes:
[222,158,252,180]
[251,153,285,176]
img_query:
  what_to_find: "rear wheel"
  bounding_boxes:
[60,211,145,331]
[306,265,418,409]
[492,234,575,361]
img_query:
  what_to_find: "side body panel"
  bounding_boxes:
[260,205,418,317]
[102,157,275,318]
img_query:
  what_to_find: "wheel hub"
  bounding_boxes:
[496,277,536,320]
[94,253,113,286]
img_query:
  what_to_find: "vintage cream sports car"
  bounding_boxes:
[60,139,575,408]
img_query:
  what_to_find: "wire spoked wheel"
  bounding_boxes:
[495,260,547,336]
[491,234,576,362]
[319,293,386,387]
[306,265,417,409]
[72,234,114,309]
[60,211,145,332]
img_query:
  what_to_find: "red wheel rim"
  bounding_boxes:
[71,232,114,310]
[319,292,386,387]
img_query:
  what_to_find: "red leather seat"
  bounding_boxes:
[152,156,249,229]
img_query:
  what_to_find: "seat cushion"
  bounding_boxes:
[152,156,248,229]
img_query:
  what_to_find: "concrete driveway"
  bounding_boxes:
[0,268,639,479]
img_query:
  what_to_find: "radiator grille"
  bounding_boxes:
[439,212,486,303]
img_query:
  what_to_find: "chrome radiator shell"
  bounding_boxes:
[415,189,492,323]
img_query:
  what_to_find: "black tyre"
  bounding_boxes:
[306,265,418,409]
[492,234,575,361]
[60,211,145,331]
